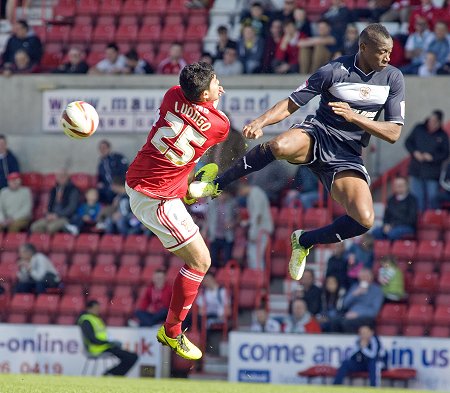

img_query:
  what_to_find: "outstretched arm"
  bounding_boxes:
[242,98,299,139]
[329,102,402,144]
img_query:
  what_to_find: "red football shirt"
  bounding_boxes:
[126,85,230,199]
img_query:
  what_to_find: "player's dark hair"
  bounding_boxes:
[21,243,37,254]
[432,109,444,123]
[217,25,228,34]
[179,62,215,103]
[17,19,29,30]
[106,42,119,52]
[359,23,391,45]
[0,134,5,141]
[125,49,139,61]
[86,299,99,309]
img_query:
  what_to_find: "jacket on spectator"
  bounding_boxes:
[0,184,32,221]
[383,193,418,228]
[1,31,42,66]
[0,150,20,189]
[48,180,80,218]
[342,282,384,318]
[136,283,171,313]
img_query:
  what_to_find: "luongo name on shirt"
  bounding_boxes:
[174,101,212,131]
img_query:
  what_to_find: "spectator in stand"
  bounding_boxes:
[157,42,187,75]
[324,267,384,333]
[2,49,39,75]
[65,188,101,235]
[318,275,346,330]
[261,19,283,73]
[283,298,321,333]
[132,269,171,327]
[297,20,337,74]
[437,159,450,208]
[1,19,42,68]
[401,16,433,74]
[203,190,238,268]
[199,52,214,65]
[15,243,60,294]
[272,19,300,74]
[408,0,439,34]
[213,46,243,76]
[0,134,20,189]
[238,181,273,269]
[89,42,127,75]
[78,300,138,376]
[377,256,405,301]
[345,233,375,286]
[293,8,312,38]
[334,324,386,387]
[101,176,141,235]
[353,0,392,23]
[250,303,281,332]
[30,169,80,234]
[270,0,296,23]
[405,110,449,211]
[380,0,418,24]
[196,272,229,329]
[334,24,360,58]
[214,25,238,61]
[0,172,32,232]
[326,242,349,289]
[238,25,265,73]
[123,49,154,74]
[240,1,271,40]
[372,176,418,240]
[97,139,128,204]
[322,0,353,49]
[294,268,322,315]
[423,21,450,70]
[53,47,88,74]
[282,166,319,210]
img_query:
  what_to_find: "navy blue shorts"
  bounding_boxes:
[291,119,371,193]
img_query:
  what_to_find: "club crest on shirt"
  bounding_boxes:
[359,86,371,100]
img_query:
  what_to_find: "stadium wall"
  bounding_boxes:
[0,75,446,175]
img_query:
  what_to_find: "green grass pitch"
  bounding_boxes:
[0,375,435,393]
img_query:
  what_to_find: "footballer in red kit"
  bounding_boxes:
[125,62,229,360]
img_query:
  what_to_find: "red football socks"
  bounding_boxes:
[164,264,205,338]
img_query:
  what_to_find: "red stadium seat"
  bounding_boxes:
[271,257,288,278]
[377,303,408,325]
[44,42,64,55]
[90,264,117,285]
[66,263,92,284]
[3,232,27,251]
[106,316,126,326]
[92,25,116,43]
[119,15,139,26]
[10,292,35,312]
[113,285,134,298]
[374,240,391,261]
[238,288,260,309]
[444,242,450,262]
[187,12,208,26]
[147,236,168,256]
[28,233,51,253]
[86,51,105,67]
[419,209,447,230]
[137,25,161,42]
[185,24,208,41]
[143,255,165,267]
[115,24,139,43]
[96,15,116,26]
[46,25,70,44]
[416,240,443,262]
[41,173,56,192]
[275,207,302,229]
[52,1,76,20]
[140,265,160,284]
[95,253,116,266]
[99,0,122,16]
[74,15,93,26]
[70,173,94,193]
[241,268,265,289]
[64,284,85,296]
[410,273,439,294]
[122,0,145,15]
[7,313,29,324]
[76,0,99,16]
[435,293,450,306]
[160,24,185,42]
[167,0,188,14]
[402,324,426,337]
[303,208,329,229]
[136,43,155,59]
[123,234,148,255]
[58,295,85,316]
[391,240,417,262]
[168,255,184,269]
[377,324,400,336]
[21,172,43,193]
[31,313,52,324]
[34,294,60,315]
[107,296,134,317]
[433,305,450,326]
[409,260,435,274]
[0,260,18,284]
[41,53,63,70]
[74,234,100,254]
[98,234,124,255]
[71,252,92,266]
[115,265,141,286]
[406,304,434,326]
[429,326,450,337]
[408,292,432,305]
[417,228,440,241]
[271,237,289,258]
[50,233,75,253]
[144,0,167,14]
[87,284,109,298]
[69,24,93,45]
[55,315,76,325]
[164,14,184,26]
[120,254,140,266]
[0,250,18,265]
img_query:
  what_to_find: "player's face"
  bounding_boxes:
[360,37,393,72]
[205,74,221,102]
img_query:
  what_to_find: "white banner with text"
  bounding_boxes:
[42,89,319,133]
[228,332,450,391]
[0,324,165,378]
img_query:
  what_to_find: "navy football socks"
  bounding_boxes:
[299,214,370,249]
[215,143,276,190]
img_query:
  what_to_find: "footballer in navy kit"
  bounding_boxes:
[189,23,405,281]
